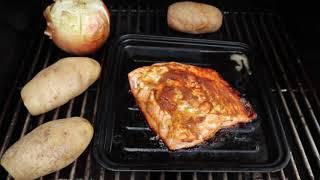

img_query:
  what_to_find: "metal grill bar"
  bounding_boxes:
[289,154,301,180]
[155,10,160,34]
[83,91,99,179]
[274,17,320,114]
[224,13,284,180]
[231,13,243,42]
[272,17,320,139]
[5,43,52,180]
[136,5,141,33]
[127,6,132,33]
[145,5,151,34]
[272,19,320,180]
[297,58,320,106]
[193,172,197,180]
[223,172,227,180]
[0,38,36,130]
[259,15,320,167]
[249,14,311,179]
[1,9,319,180]
[71,51,102,180]
[0,35,46,158]
[115,9,122,35]
[115,171,120,180]
[267,16,320,172]
[69,92,88,180]
[145,171,150,180]
[280,170,286,180]
[242,13,302,177]
[237,173,242,180]
[222,13,232,41]
[20,44,53,138]
[88,44,110,179]
[228,14,280,179]
[266,173,271,180]
[130,171,135,180]
[99,167,105,180]
[260,15,320,178]
[207,172,213,180]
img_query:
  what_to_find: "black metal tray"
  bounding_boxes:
[93,34,289,172]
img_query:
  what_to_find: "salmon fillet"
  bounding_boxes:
[128,62,256,150]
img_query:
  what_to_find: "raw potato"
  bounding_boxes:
[167,1,223,34]
[0,117,93,179]
[21,57,101,116]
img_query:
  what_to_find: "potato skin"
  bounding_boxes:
[21,57,101,116]
[0,117,93,180]
[167,1,223,34]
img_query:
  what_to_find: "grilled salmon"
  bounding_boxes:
[128,62,256,150]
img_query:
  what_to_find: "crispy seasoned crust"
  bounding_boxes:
[128,62,256,150]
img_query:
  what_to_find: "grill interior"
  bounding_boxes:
[0,3,320,180]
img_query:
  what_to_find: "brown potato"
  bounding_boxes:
[0,117,93,179]
[167,1,223,34]
[21,57,101,116]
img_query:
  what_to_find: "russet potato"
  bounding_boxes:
[0,117,93,179]
[21,57,101,116]
[167,1,223,34]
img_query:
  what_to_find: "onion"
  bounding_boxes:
[44,0,110,55]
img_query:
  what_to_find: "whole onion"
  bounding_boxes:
[44,0,110,55]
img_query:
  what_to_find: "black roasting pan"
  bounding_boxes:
[93,34,289,172]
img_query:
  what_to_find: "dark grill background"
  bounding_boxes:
[0,3,319,180]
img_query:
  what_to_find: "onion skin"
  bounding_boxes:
[44,0,110,55]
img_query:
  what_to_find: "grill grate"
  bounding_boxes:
[0,8,319,180]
